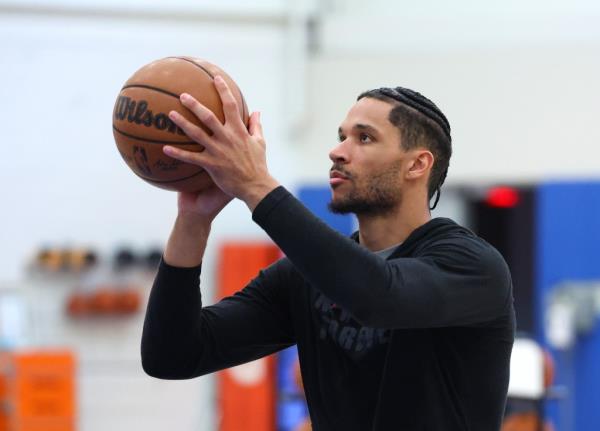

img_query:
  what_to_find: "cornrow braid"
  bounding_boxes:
[357,86,452,210]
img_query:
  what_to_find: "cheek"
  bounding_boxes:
[371,160,405,186]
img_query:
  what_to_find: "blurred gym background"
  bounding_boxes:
[1,0,599,430]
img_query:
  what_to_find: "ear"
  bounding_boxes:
[406,150,434,180]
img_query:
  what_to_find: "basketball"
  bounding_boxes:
[112,57,249,192]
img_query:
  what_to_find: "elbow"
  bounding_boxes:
[141,358,195,380]
[140,338,166,378]
[141,349,198,380]
[141,362,162,379]
[141,353,173,379]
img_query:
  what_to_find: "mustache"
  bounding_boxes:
[330,164,353,179]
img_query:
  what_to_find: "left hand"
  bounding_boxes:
[163,75,279,210]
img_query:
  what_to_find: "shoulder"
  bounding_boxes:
[417,220,511,282]
[415,220,514,315]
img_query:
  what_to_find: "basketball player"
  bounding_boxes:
[141,76,515,431]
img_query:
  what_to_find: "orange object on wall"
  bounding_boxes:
[217,242,281,431]
[0,350,76,431]
[0,352,10,431]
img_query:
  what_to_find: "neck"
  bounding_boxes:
[357,193,431,252]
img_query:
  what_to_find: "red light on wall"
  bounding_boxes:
[486,187,520,208]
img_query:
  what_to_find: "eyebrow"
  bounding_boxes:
[338,123,380,136]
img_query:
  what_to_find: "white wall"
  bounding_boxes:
[0,12,294,283]
[0,0,287,15]
[296,46,600,185]
[292,1,600,187]
[321,0,600,51]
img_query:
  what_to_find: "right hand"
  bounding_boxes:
[177,184,233,223]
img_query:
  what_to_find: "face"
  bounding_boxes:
[328,97,408,216]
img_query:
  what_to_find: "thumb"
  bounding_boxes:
[249,111,263,138]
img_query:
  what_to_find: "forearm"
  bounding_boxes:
[163,213,211,267]
[252,187,510,328]
[143,213,210,378]
[141,260,204,379]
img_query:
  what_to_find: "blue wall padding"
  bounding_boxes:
[276,346,308,431]
[537,181,600,431]
[297,185,355,236]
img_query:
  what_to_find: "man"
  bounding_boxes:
[141,76,515,431]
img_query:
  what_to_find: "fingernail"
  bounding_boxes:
[215,75,224,84]
[180,93,190,101]
[169,111,178,120]
[163,146,175,154]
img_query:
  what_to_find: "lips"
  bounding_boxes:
[329,170,350,186]
[329,170,349,180]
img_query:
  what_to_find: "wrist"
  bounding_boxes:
[241,177,280,212]
[175,211,213,231]
[164,214,211,268]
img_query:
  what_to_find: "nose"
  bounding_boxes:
[329,140,349,164]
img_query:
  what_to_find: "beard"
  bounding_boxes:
[328,161,402,216]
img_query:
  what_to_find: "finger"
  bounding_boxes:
[214,76,246,131]
[248,111,264,138]
[178,93,226,138]
[163,145,213,169]
[168,110,216,151]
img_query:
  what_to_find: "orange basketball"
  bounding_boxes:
[112,57,249,192]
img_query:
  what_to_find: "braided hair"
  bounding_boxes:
[357,87,452,210]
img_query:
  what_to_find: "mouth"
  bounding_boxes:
[329,178,346,187]
[329,170,350,187]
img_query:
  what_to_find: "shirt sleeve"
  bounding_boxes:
[141,257,296,379]
[252,186,513,329]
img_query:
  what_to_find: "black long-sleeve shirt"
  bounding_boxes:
[142,186,515,431]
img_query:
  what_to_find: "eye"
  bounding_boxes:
[338,134,346,142]
[359,133,373,144]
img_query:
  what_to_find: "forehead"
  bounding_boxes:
[340,97,395,131]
